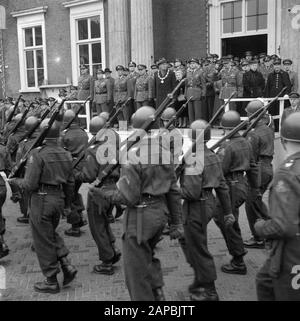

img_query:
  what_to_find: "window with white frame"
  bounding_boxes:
[12,7,48,92]
[246,0,268,31]
[222,1,243,34]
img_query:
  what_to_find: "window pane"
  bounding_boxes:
[247,16,257,30]
[223,3,232,19]
[91,16,101,39]
[37,69,44,86]
[258,14,268,29]
[234,18,242,32]
[247,0,257,16]
[259,0,268,14]
[78,19,88,40]
[223,19,232,33]
[36,50,43,68]
[25,28,33,47]
[233,1,242,18]
[26,51,34,69]
[27,70,35,87]
[92,42,101,64]
[35,26,42,46]
[79,44,89,65]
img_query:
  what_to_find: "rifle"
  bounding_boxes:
[72,99,128,169]
[164,97,192,129]
[108,100,122,119]
[9,99,66,179]
[175,92,237,178]
[94,78,186,188]
[210,87,287,151]
[6,94,22,124]
[63,96,91,130]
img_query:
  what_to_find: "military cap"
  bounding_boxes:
[233,57,240,62]
[259,53,267,59]
[80,64,88,70]
[249,59,259,64]
[104,68,112,73]
[271,54,278,60]
[70,85,78,90]
[273,58,282,65]
[212,54,219,59]
[156,57,168,66]
[264,56,271,62]
[188,57,199,64]
[222,56,231,63]
[289,92,300,99]
[128,61,137,67]
[97,69,104,74]
[283,59,293,65]
[241,60,249,66]
[227,54,234,59]
[137,64,147,70]
[48,97,56,102]
[207,53,214,59]
[245,51,253,57]
[150,64,158,69]
[59,88,67,93]
[116,65,125,71]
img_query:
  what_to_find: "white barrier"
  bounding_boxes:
[63,100,91,132]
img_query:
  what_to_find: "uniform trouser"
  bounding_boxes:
[269,101,279,132]
[136,100,150,110]
[205,95,215,122]
[67,180,84,227]
[95,103,110,115]
[19,189,30,217]
[214,176,247,258]
[86,191,116,262]
[0,179,7,236]
[30,191,69,278]
[116,100,131,124]
[123,201,168,301]
[256,258,300,301]
[179,193,217,285]
[245,161,273,241]
[188,99,205,125]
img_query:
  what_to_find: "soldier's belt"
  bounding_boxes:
[134,194,164,207]
[95,91,107,95]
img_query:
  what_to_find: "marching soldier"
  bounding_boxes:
[179,120,233,301]
[94,107,183,301]
[60,110,88,237]
[255,112,300,301]
[185,58,206,123]
[244,100,275,249]
[281,92,300,125]
[93,69,112,115]
[75,116,121,275]
[214,111,259,275]
[283,59,298,93]
[8,119,77,294]
[134,64,154,109]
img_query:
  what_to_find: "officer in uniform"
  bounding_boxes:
[244,100,275,249]
[104,68,115,113]
[179,120,233,301]
[134,64,154,109]
[75,116,121,275]
[60,110,88,237]
[93,69,113,115]
[214,111,259,275]
[114,65,130,124]
[260,56,274,83]
[185,58,206,123]
[9,119,77,294]
[203,59,218,122]
[255,112,300,301]
[281,92,300,125]
[77,64,93,101]
[127,61,139,120]
[283,59,298,93]
[94,107,183,301]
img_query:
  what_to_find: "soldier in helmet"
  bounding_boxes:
[60,110,89,237]
[75,116,121,275]
[255,112,300,301]
[8,119,77,294]
[244,100,275,249]
[179,120,233,301]
[214,111,259,275]
[93,106,183,300]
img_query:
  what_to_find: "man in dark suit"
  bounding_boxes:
[243,59,265,98]
[265,58,291,131]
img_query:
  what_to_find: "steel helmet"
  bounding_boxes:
[281,112,300,142]
[161,107,176,121]
[89,116,106,135]
[99,112,110,121]
[14,113,23,122]
[221,111,241,129]
[63,109,76,124]
[132,106,156,129]
[245,99,264,114]
[40,119,61,138]
[25,116,39,132]
[189,119,211,142]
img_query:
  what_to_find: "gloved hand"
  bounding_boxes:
[224,214,235,228]
[169,224,184,240]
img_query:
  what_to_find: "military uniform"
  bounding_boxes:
[287,70,298,93]
[77,74,93,101]
[134,73,154,109]
[204,65,218,122]
[6,125,27,163]
[255,152,300,301]
[281,104,300,126]
[219,67,238,111]
[114,75,130,121]
[93,78,113,115]
[259,64,274,83]
[185,68,207,123]
[127,70,139,119]
[61,123,88,232]
[245,119,275,243]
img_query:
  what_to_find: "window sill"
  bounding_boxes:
[39,84,72,89]
[19,88,41,93]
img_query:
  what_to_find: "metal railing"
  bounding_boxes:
[63,100,91,132]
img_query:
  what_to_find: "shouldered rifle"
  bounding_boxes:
[94,78,186,188]
[72,99,128,169]
[5,94,23,124]
[108,100,122,119]
[8,102,34,138]
[210,87,287,151]
[175,92,236,178]
[165,97,192,129]
[63,96,91,130]
[9,99,66,179]
[108,97,131,127]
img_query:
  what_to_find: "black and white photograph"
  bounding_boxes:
[0,0,299,308]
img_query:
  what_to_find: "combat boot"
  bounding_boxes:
[153,287,166,301]
[221,258,247,275]
[0,237,9,259]
[17,216,29,224]
[190,284,219,301]
[34,276,60,294]
[243,237,264,249]
[60,257,78,286]
[64,227,81,237]
[93,262,114,275]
